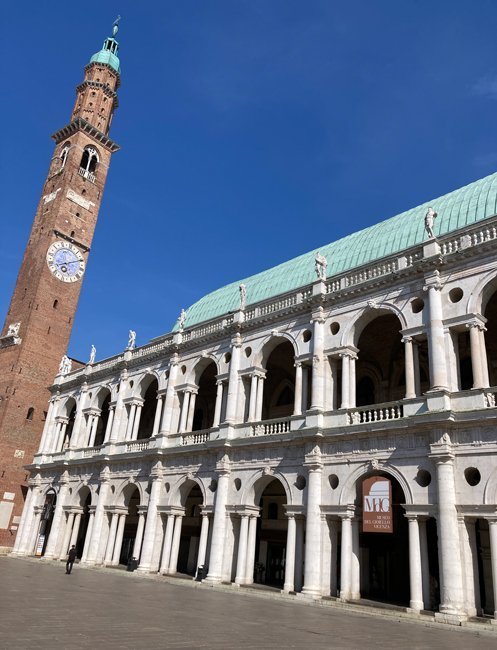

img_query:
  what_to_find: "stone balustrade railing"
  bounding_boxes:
[83,446,102,458]
[347,401,404,425]
[251,416,292,437]
[125,440,152,453]
[181,429,212,446]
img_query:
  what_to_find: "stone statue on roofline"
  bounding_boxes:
[58,354,72,376]
[6,322,20,337]
[315,251,327,281]
[424,207,438,239]
[239,283,247,311]
[127,330,136,349]
[89,344,96,365]
[178,309,186,331]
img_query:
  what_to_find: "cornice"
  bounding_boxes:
[51,118,120,152]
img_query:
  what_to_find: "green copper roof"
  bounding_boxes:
[89,37,120,74]
[178,171,497,330]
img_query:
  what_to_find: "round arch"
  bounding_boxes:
[189,355,219,386]
[338,462,413,506]
[240,469,293,507]
[342,303,408,348]
[467,268,497,315]
[113,480,144,508]
[254,332,299,367]
[168,475,207,508]
[483,467,497,505]
[59,396,77,418]
[92,386,112,409]
[135,372,159,399]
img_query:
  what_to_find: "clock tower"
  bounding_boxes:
[0,24,121,551]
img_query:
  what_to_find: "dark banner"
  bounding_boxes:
[363,476,393,533]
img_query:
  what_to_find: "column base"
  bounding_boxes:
[282,584,295,593]
[408,600,424,612]
[434,610,468,625]
[203,574,223,585]
[136,565,153,574]
[299,587,321,599]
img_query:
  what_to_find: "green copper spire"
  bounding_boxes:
[89,16,121,74]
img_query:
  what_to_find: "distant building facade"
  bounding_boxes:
[0,29,120,551]
[13,172,497,623]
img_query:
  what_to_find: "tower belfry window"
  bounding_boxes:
[79,146,99,182]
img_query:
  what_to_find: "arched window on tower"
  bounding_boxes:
[60,144,70,170]
[79,146,99,182]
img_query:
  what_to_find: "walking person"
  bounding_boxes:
[66,545,77,574]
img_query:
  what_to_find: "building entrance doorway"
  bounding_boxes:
[177,483,203,575]
[356,473,409,606]
[254,479,287,588]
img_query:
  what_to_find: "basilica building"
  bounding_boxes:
[8,26,497,626]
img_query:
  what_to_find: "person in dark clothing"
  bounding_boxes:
[66,545,77,574]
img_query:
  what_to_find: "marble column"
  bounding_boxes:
[235,514,249,584]
[206,459,230,583]
[13,485,35,554]
[81,509,95,563]
[407,515,424,611]
[103,406,115,443]
[255,375,265,421]
[160,514,175,573]
[283,514,296,592]
[311,312,325,411]
[225,335,242,424]
[104,512,119,564]
[29,509,43,556]
[112,513,126,565]
[160,358,179,434]
[69,513,82,550]
[403,337,416,399]
[152,396,164,436]
[85,475,111,565]
[302,455,323,596]
[479,327,490,387]
[295,516,304,592]
[351,518,360,599]
[294,362,303,415]
[432,452,465,614]
[168,515,184,574]
[340,514,353,600]
[43,478,69,559]
[178,391,190,433]
[59,512,75,560]
[468,324,484,389]
[72,389,87,448]
[197,513,210,569]
[340,354,350,409]
[413,341,421,397]
[131,404,143,440]
[349,356,356,408]
[186,391,197,432]
[418,518,431,610]
[488,519,497,619]
[459,516,479,616]
[109,377,125,442]
[302,366,309,413]
[125,404,136,439]
[138,468,163,571]
[132,512,146,560]
[213,381,224,427]
[245,514,258,585]
[38,399,57,453]
[88,414,99,447]
[425,278,448,390]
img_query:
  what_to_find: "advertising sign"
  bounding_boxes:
[362,476,393,533]
[35,534,45,556]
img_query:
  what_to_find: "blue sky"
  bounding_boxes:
[1,1,497,362]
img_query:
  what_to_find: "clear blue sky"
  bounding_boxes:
[1,1,497,363]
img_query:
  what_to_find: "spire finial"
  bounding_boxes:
[112,15,121,37]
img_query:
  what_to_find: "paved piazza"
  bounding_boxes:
[0,557,495,649]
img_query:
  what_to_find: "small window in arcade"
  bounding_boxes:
[268,502,278,520]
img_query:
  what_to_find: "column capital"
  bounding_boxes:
[402,336,413,344]
[231,332,242,348]
[311,306,325,324]
[304,446,323,471]
[423,270,443,291]
[216,453,231,475]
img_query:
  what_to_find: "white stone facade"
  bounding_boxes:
[13,219,497,623]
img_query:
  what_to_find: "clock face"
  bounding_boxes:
[46,241,85,283]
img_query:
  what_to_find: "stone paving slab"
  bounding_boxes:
[0,557,495,649]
